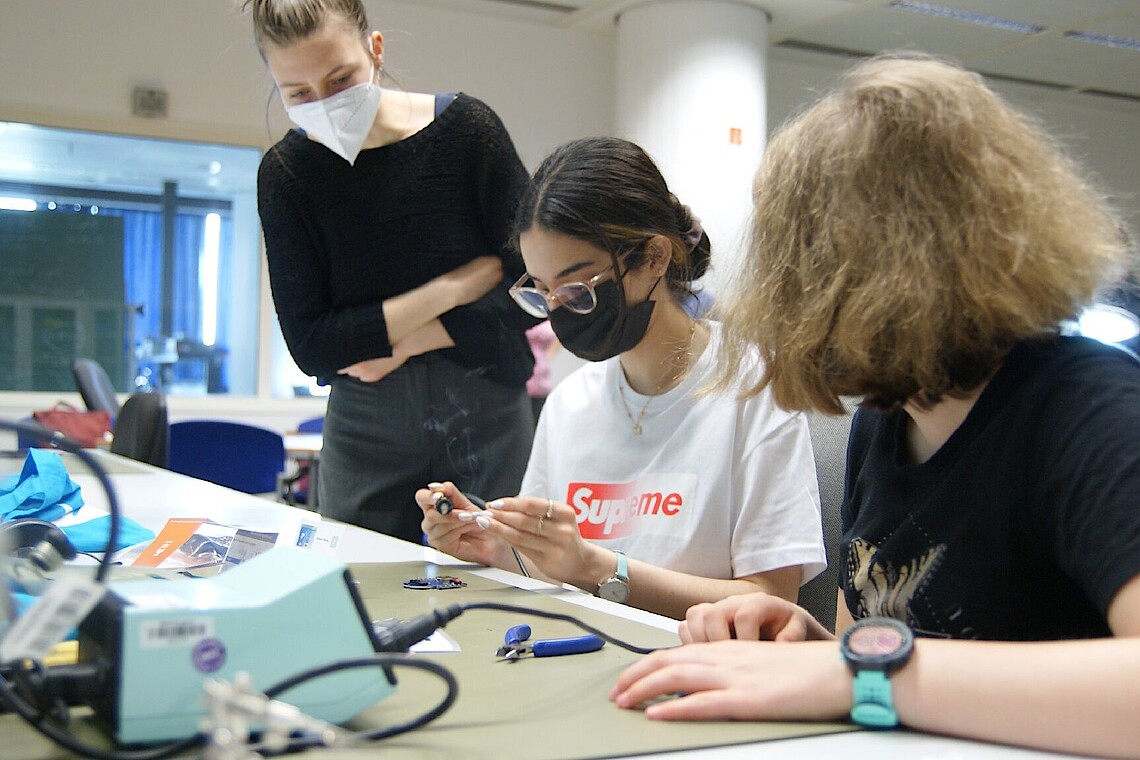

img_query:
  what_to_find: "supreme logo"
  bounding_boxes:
[567,476,694,539]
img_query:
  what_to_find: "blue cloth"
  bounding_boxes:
[0,449,84,522]
[0,449,154,551]
[61,514,155,553]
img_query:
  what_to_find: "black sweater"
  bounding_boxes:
[257,93,535,387]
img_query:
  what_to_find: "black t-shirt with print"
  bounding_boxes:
[840,336,1140,641]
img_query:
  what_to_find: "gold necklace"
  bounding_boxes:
[617,320,698,436]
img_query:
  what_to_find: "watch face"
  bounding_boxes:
[842,617,914,671]
[598,579,629,603]
[847,625,905,657]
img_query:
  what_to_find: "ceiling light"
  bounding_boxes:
[0,196,37,212]
[888,1,1045,34]
[1063,30,1140,52]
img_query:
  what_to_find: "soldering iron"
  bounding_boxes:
[433,491,530,577]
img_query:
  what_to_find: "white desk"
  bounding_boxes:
[41,451,1087,759]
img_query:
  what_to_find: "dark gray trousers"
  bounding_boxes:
[319,353,534,544]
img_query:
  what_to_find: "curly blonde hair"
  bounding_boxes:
[716,53,1131,414]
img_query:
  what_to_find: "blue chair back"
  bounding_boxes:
[297,416,324,433]
[168,420,285,494]
[15,417,43,449]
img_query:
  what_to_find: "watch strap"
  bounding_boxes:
[597,550,630,603]
[613,550,628,582]
[850,670,898,728]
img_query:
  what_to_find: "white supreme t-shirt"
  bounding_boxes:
[520,321,825,584]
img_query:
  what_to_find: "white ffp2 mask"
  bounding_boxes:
[286,76,381,166]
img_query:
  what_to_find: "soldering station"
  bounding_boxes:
[0,420,660,758]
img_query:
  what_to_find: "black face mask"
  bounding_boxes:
[548,278,656,361]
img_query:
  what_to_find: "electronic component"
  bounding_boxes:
[403,576,467,590]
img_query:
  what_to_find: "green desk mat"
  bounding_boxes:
[0,561,855,760]
[340,561,855,759]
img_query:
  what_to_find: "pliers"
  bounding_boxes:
[495,624,605,661]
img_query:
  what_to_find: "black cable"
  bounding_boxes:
[458,601,666,655]
[256,654,459,753]
[1,422,665,757]
[0,596,666,759]
[373,601,668,657]
[1,420,121,581]
[1,420,165,759]
[0,661,202,760]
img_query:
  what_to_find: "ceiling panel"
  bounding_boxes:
[427,0,1140,100]
[884,0,1139,27]
[970,37,1140,95]
[779,6,1036,60]
[1070,9,1140,35]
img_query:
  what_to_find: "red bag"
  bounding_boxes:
[32,402,113,448]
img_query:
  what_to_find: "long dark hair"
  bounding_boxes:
[514,137,711,303]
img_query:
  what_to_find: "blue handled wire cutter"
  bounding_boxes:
[495,624,605,661]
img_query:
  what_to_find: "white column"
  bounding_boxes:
[615,0,769,291]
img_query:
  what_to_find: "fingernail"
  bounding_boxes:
[456,511,474,522]
[428,482,444,489]
[487,499,504,509]
[475,515,492,530]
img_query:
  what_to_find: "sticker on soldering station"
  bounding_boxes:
[0,574,105,663]
[192,637,227,673]
[140,617,214,649]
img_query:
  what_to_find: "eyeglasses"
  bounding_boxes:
[509,257,625,318]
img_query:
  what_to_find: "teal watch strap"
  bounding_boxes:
[850,670,898,728]
[614,550,628,581]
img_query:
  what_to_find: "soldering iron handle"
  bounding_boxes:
[434,492,485,515]
[374,605,464,652]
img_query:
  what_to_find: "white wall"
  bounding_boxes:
[0,0,615,440]
[766,48,1140,232]
[2,2,1138,442]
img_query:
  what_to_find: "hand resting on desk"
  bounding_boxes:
[610,639,849,722]
[680,592,833,644]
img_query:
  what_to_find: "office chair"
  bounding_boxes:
[796,402,856,633]
[297,416,324,433]
[168,420,285,495]
[71,358,121,418]
[110,392,168,468]
[14,417,43,450]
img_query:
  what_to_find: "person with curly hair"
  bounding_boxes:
[611,54,1140,758]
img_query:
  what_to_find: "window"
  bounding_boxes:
[0,121,261,396]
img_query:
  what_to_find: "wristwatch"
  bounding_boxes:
[597,550,629,604]
[839,616,915,729]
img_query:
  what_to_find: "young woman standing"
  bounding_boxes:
[246,0,537,542]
